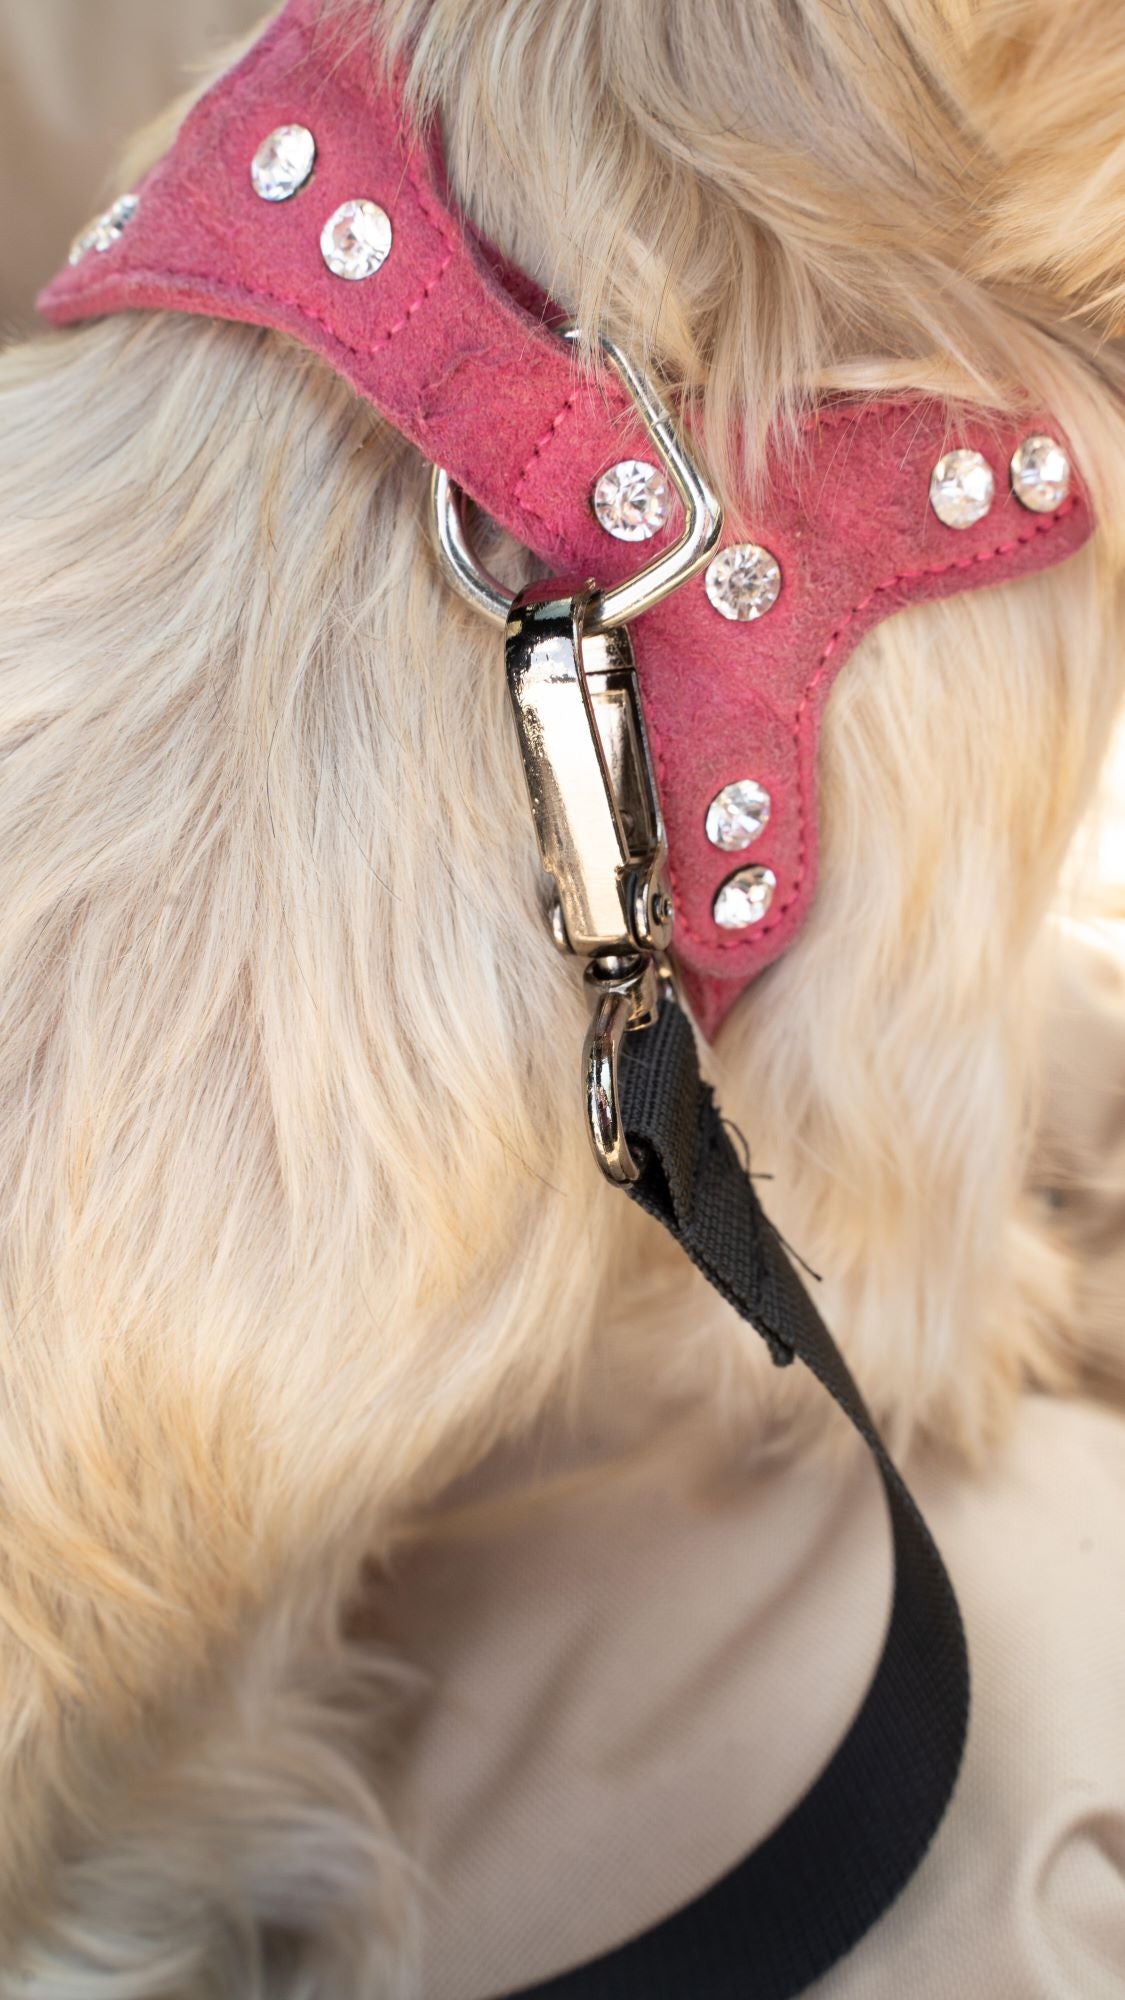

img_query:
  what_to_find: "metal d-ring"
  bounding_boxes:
[431,466,510,628]
[429,325,723,633]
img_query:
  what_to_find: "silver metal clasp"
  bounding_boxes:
[505,579,670,1182]
[504,580,672,964]
[429,324,722,1182]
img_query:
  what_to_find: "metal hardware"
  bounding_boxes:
[506,579,673,1179]
[584,958,662,1183]
[505,580,671,963]
[431,468,510,626]
[586,982,639,1181]
[432,325,715,1182]
[430,325,722,632]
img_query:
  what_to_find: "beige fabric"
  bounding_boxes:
[378,1388,1125,2000]
[0,0,263,334]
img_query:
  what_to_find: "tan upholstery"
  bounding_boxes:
[0,0,263,334]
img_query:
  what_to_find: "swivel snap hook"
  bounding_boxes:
[429,323,721,1183]
[503,579,672,1180]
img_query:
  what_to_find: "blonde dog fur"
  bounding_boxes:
[1,0,1124,1991]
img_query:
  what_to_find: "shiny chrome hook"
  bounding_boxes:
[585,981,643,1184]
[583,959,665,1184]
[503,578,672,1184]
[430,326,723,632]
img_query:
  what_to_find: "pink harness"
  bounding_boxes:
[39,0,1092,1034]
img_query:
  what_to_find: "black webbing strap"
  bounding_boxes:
[505,997,969,2000]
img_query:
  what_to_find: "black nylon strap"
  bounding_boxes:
[504,997,969,2000]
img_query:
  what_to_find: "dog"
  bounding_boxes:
[1,0,1124,1991]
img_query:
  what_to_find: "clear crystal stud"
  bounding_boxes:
[320,198,393,280]
[713,865,777,929]
[1010,434,1071,514]
[929,448,994,529]
[251,124,317,202]
[93,194,139,251]
[592,460,669,541]
[704,544,782,621]
[71,193,139,262]
[705,779,772,852]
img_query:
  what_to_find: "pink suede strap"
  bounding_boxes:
[38,0,1093,1034]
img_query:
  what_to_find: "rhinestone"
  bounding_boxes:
[713,865,777,929]
[320,199,393,280]
[71,193,138,262]
[251,124,317,202]
[1010,434,1071,513]
[929,448,994,529]
[704,544,782,621]
[705,779,771,852]
[592,460,669,541]
[93,193,139,251]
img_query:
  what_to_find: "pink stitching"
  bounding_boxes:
[61,252,455,367]
[512,361,636,534]
[662,495,1081,953]
[65,50,463,370]
[54,253,1084,965]
[402,143,463,257]
[513,389,583,513]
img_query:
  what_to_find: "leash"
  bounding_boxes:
[498,993,968,1998]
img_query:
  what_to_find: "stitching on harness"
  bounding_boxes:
[58,251,456,367]
[648,494,1081,954]
[49,258,1083,965]
[513,389,585,518]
